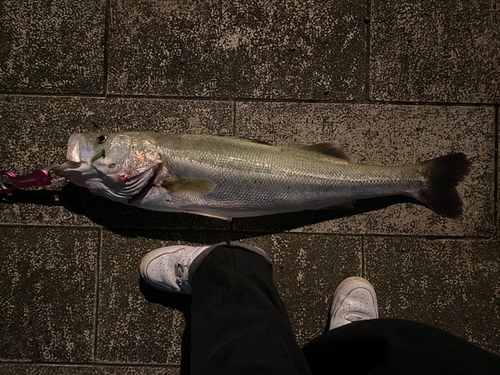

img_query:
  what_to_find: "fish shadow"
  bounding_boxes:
[1,183,425,237]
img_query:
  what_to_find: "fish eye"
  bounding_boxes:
[96,135,108,144]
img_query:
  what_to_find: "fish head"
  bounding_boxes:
[57,132,161,203]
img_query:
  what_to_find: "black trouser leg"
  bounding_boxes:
[303,318,500,375]
[190,242,312,375]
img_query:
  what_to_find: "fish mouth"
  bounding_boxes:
[55,133,98,178]
[55,160,91,176]
[66,133,84,163]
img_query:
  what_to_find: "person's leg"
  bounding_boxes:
[303,277,500,375]
[141,241,312,375]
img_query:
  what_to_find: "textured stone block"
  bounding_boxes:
[234,102,495,236]
[108,0,367,100]
[0,95,232,229]
[370,0,500,103]
[0,0,106,94]
[365,237,500,355]
[0,226,98,362]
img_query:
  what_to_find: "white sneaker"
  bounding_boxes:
[329,277,378,330]
[140,245,210,294]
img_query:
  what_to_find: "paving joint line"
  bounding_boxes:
[0,223,493,240]
[364,0,371,102]
[361,236,366,278]
[494,105,499,231]
[92,227,103,364]
[103,0,111,96]
[1,92,498,107]
[232,100,237,136]
[0,361,181,368]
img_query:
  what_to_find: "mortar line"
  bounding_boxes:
[361,236,366,278]
[232,100,237,136]
[0,360,181,369]
[0,223,493,239]
[0,223,493,240]
[494,105,499,230]
[92,226,103,364]
[365,0,372,102]
[103,0,111,96]
[1,91,497,107]
[1,92,106,98]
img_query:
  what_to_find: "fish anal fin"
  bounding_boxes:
[299,143,349,161]
[161,179,216,198]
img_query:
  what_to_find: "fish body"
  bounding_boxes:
[56,132,471,220]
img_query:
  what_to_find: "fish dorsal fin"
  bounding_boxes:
[161,179,216,198]
[235,137,270,145]
[299,143,350,161]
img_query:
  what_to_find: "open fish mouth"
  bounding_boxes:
[56,161,89,176]
[55,133,101,178]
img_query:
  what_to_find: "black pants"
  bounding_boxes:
[189,242,500,375]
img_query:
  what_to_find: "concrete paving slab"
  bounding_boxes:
[0,0,106,94]
[97,230,361,361]
[365,237,500,355]
[0,226,99,362]
[0,95,232,230]
[108,0,367,100]
[370,0,500,103]
[234,102,495,236]
[0,364,180,375]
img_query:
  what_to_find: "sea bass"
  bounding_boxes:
[56,132,471,220]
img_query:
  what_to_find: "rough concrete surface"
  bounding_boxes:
[0,0,106,94]
[108,0,368,100]
[371,0,500,103]
[0,0,499,373]
[0,226,98,362]
[365,237,500,354]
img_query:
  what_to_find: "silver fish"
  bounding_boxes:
[56,132,471,220]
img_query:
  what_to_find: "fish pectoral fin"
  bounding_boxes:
[299,143,350,161]
[161,179,216,198]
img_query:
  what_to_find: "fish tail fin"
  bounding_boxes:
[414,153,471,219]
